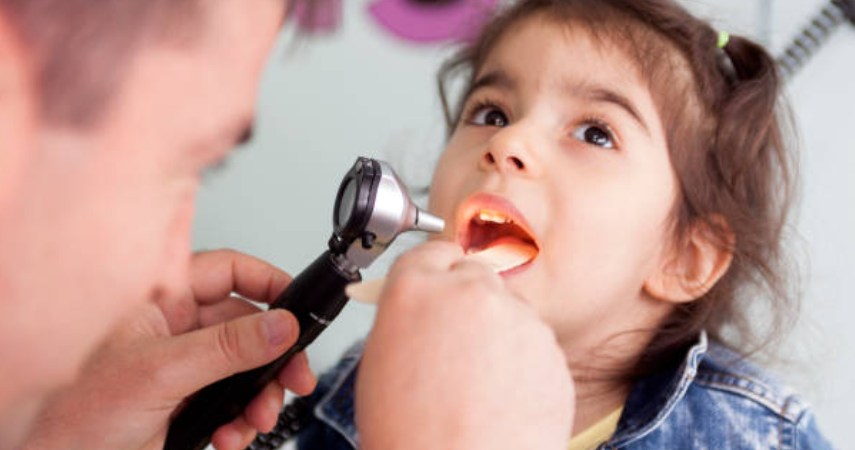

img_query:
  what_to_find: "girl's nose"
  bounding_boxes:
[479,126,543,178]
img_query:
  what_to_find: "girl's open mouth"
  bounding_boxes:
[458,194,540,274]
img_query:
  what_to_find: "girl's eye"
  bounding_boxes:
[573,123,615,149]
[470,106,509,128]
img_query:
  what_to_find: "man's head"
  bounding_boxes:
[0,0,288,437]
[2,0,200,127]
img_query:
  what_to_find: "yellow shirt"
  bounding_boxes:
[567,408,623,450]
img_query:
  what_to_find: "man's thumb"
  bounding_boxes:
[155,309,299,398]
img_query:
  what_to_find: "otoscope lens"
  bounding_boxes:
[338,178,357,227]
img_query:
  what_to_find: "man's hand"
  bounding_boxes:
[356,241,575,450]
[22,250,316,450]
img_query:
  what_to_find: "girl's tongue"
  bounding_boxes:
[465,213,539,272]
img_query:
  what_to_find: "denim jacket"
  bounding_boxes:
[296,332,836,450]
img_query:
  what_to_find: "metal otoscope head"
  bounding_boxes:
[329,157,444,269]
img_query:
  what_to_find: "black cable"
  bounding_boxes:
[246,397,312,450]
[777,0,855,79]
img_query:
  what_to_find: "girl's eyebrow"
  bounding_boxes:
[466,69,516,99]
[565,81,651,135]
[467,69,651,136]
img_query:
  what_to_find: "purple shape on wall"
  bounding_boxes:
[291,0,343,34]
[369,0,498,44]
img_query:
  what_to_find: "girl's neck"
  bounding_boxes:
[560,329,657,437]
[570,375,631,437]
[557,298,677,436]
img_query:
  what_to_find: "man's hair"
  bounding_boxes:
[1,0,319,129]
[0,0,206,127]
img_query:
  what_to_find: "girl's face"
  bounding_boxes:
[429,14,680,352]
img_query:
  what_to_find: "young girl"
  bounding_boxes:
[290,0,835,448]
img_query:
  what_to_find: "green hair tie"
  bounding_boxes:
[717,31,731,49]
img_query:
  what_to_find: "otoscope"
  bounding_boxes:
[164,157,444,450]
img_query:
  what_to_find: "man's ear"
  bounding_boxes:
[0,8,37,208]
[0,8,31,104]
[644,216,735,303]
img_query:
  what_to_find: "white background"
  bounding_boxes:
[192,0,855,446]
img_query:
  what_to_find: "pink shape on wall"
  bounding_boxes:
[369,0,499,44]
[291,0,343,34]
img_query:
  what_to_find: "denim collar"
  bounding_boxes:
[313,332,710,448]
[607,331,708,447]
[313,341,363,449]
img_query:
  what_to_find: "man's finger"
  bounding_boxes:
[449,259,504,288]
[154,309,299,398]
[245,381,285,433]
[277,351,317,396]
[389,241,465,274]
[191,249,292,305]
[212,415,257,450]
[198,296,264,328]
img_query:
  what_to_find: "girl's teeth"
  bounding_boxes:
[478,211,509,224]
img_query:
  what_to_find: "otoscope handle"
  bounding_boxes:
[164,250,360,450]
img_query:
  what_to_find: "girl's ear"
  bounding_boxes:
[643,216,734,303]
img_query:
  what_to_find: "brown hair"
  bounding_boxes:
[0,0,198,127]
[0,0,313,128]
[438,0,797,378]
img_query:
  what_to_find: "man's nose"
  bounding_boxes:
[479,124,543,178]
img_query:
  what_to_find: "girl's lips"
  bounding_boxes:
[456,192,540,269]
